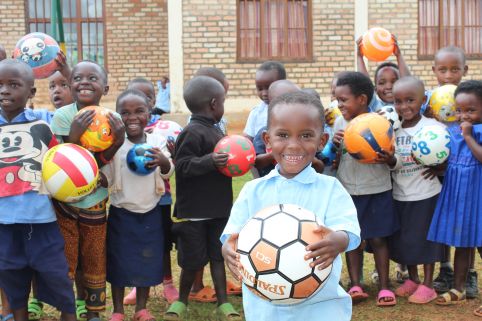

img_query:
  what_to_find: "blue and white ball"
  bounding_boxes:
[411,125,450,166]
[126,143,155,176]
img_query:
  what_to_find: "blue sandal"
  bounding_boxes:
[3,314,14,321]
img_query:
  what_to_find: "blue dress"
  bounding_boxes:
[427,124,482,247]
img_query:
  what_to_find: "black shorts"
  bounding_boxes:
[173,218,228,270]
[160,204,175,251]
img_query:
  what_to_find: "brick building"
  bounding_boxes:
[1,0,481,122]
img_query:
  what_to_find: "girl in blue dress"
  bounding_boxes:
[427,80,482,307]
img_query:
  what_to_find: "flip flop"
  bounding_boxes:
[108,313,124,321]
[348,285,368,304]
[226,280,242,295]
[189,286,217,303]
[474,305,482,317]
[408,285,437,304]
[215,303,242,321]
[132,309,155,321]
[28,298,43,321]
[377,289,397,307]
[435,288,466,305]
[76,299,87,321]
[3,314,14,321]
[164,301,187,321]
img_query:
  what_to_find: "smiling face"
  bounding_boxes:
[432,52,467,86]
[264,103,326,179]
[255,69,280,104]
[0,63,36,121]
[375,67,399,103]
[48,72,73,109]
[71,61,109,109]
[118,94,150,142]
[455,92,482,125]
[334,85,368,120]
[393,80,425,128]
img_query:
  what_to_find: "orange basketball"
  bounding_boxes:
[361,27,394,62]
[78,106,113,152]
[343,113,394,164]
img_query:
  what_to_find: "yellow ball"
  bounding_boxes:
[429,84,457,122]
[78,106,114,152]
[42,143,99,203]
[325,106,342,127]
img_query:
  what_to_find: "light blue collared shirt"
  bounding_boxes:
[221,165,360,321]
[243,101,268,138]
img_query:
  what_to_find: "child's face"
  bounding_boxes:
[455,93,482,125]
[128,82,156,110]
[334,85,368,120]
[376,67,399,103]
[255,69,280,104]
[212,91,225,122]
[264,103,326,179]
[118,95,150,140]
[393,81,425,126]
[432,52,468,86]
[48,72,73,109]
[71,62,109,108]
[0,65,36,119]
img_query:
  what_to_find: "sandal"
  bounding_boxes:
[377,289,397,307]
[215,303,241,321]
[164,301,187,321]
[348,285,368,304]
[28,298,44,321]
[109,313,125,321]
[226,280,242,296]
[408,285,437,304]
[395,279,419,297]
[435,288,466,305]
[188,286,217,303]
[2,314,14,321]
[132,309,155,321]
[76,299,88,321]
[474,305,482,317]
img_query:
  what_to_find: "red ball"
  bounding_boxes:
[214,135,256,177]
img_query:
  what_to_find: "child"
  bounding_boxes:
[122,77,179,305]
[0,59,76,321]
[50,60,125,321]
[102,89,173,321]
[49,71,74,109]
[154,75,170,115]
[387,76,444,304]
[164,76,240,320]
[427,80,482,306]
[333,72,398,306]
[222,91,361,321]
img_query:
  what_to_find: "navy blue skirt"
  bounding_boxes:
[107,206,163,287]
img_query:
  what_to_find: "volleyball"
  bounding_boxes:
[13,32,60,79]
[429,84,457,122]
[361,27,394,62]
[78,106,114,152]
[411,125,450,166]
[237,204,332,305]
[344,113,395,164]
[42,143,99,203]
[214,135,256,177]
[126,143,155,176]
[151,120,183,142]
[379,105,401,131]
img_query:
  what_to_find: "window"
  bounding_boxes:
[237,0,312,62]
[419,0,482,58]
[26,0,106,66]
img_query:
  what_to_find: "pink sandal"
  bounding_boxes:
[408,285,437,304]
[348,285,369,304]
[394,279,418,297]
[109,313,125,321]
[132,309,155,321]
[377,289,397,307]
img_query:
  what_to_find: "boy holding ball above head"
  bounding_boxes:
[164,76,240,320]
[222,91,360,321]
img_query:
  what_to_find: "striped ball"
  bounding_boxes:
[42,143,99,203]
[361,27,394,62]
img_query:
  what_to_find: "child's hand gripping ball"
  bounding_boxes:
[77,106,114,152]
[42,143,99,203]
[236,204,333,305]
[429,85,457,122]
[13,32,61,79]
[214,135,256,177]
[411,125,450,166]
[126,143,156,176]
[361,27,394,62]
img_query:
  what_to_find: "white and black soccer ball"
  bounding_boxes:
[379,105,401,131]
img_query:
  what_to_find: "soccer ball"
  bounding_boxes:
[78,106,114,152]
[343,113,395,163]
[152,120,183,142]
[42,143,99,203]
[236,204,333,305]
[214,135,256,177]
[379,105,401,131]
[411,125,450,166]
[126,143,155,176]
[361,27,394,62]
[13,32,60,79]
[430,85,457,122]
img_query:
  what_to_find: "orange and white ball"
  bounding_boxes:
[361,27,394,62]
[78,106,114,152]
[42,143,99,203]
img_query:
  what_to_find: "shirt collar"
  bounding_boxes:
[264,163,317,184]
[0,108,36,124]
[190,114,217,126]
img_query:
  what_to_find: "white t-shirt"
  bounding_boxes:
[391,116,443,201]
[243,101,268,138]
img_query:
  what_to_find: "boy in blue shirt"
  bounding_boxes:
[0,59,76,321]
[222,92,361,321]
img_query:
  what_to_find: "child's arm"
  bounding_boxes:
[461,122,482,162]
[55,51,71,81]
[305,227,349,270]
[145,146,173,176]
[311,157,325,174]
[222,233,242,281]
[392,34,410,77]
[356,36,369,77]
[67,109,96,144]
[375,149,397,167]
[254,153,275,169]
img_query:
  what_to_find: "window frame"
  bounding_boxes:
[236,0,313,63]
[24,0,108,68]
[418,0,482,60]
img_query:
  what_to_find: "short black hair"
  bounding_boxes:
[374,62,399,83]
[258,61,287,80]
[393,76,425,97]
[127,77,154,89]
[194,67,226,86]
[183,76,225,114]
[336,71,374,104]
[268,91,324,129]
[116,88,150,112]
[454,80,482,103]
[435,46,466,65]
[302,88,321,101]
[0,59,34,86]
[72,60,108,85]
